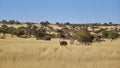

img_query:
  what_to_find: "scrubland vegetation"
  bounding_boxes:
[0,20,120,68]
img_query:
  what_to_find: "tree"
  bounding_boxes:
[0,24,8,38]
[8,20,16,24]
[40,21,50,28]
[25,22,33,25]
[56,22,60,25]
[45,21,50,24]
[103,23,108,26]
[74,29,94,45]
[65,22,71,25]
[16,21,21,24]
[7,27,16,37]
[1,20,7,24]
[109,22,112,26]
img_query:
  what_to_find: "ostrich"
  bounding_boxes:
[59,40,67,46]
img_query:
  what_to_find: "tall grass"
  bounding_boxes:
[0,38,120,68]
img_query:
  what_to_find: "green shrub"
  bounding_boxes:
[56,29,63,33]
[13,29,26,36]
[108,31,119,42]
[74,29,94,45]
[102,30,109,38]
[37,28,48,37]
[102,30,119,42]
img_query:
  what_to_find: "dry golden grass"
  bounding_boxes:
[0,37,120,68]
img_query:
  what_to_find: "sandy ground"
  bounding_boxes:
[0,37,120,68]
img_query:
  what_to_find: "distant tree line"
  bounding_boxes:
[0,19,120,26]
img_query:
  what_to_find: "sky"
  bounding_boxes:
[0,0,120,24]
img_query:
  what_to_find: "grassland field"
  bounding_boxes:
[0,35,120,68]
